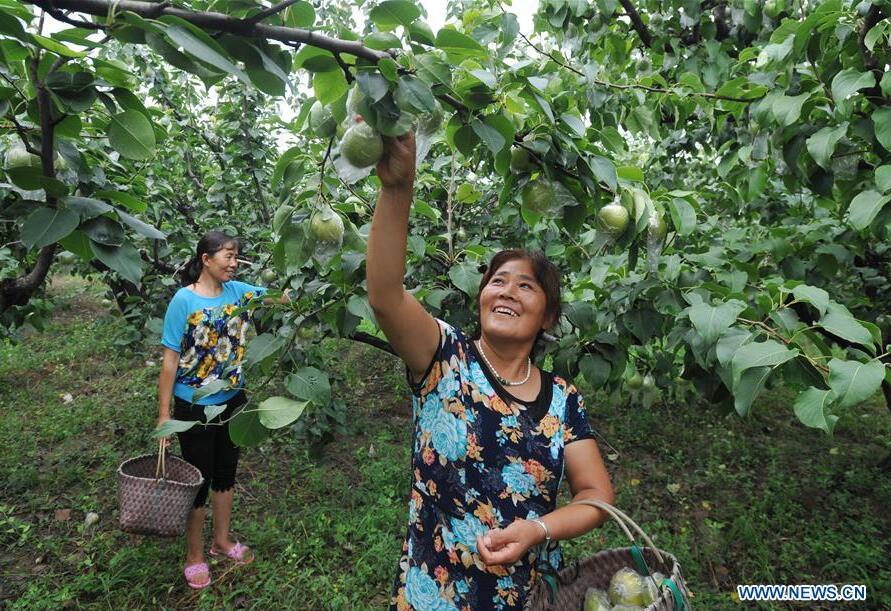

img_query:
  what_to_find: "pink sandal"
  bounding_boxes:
[209,541,254,565]
[184,562,211,589]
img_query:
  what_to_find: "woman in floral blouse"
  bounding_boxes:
[367,133,615,610]
[157,231,271,589]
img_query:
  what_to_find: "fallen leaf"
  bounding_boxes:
[55,508,71,522]
[630,478,640,486]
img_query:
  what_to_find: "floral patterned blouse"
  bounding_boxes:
[390,319,595,611]
[161,280,265,405]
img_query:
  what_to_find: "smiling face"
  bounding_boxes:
[201,242,238,283]
[478,258,555,343]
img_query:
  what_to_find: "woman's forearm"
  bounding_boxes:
[535,487,614,542]
[366,185,413,310]
[157,362,177,418]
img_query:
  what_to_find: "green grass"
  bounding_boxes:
[1,276,889,610]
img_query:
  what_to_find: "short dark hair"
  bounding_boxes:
[179,231,239,286]
[476,248,563,337]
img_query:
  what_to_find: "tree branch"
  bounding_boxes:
[26,0,390,63]
[348,331,395,356]
[617,0,652,48]
[0,245,56,315]
[44,7,103,29]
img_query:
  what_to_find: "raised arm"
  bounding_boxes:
[366,132,439,380]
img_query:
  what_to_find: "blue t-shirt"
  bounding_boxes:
[161,280,267,405]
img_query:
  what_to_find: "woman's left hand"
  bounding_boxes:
[476,520,542,567]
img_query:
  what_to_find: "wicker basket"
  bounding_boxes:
[524,500,691,611]
[117,440,204,537]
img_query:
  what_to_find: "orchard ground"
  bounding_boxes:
[1,276,889,610]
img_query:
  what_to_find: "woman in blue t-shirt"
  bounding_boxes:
[367,134,615,609]
[157,230,268,589]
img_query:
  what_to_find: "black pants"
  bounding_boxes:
[173,390,246,508]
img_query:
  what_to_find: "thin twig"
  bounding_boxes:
[245,0,303,26]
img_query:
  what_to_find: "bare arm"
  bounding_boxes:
[157,347,179,444]
[366,132,439,379]
[534,439,615,539]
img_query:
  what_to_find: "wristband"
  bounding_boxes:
[530,518,551,543]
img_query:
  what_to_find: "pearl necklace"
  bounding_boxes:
[475,339,531,386]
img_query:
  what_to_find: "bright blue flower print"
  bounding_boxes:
[405,567,458,611]
[469,360,495,395]
[502,462,536,496]
[445,513,488,552]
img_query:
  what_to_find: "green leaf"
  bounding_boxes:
[164,24,250,84]
[245,332,285,365]
[872,107,891,152]
[203,404,226,421]
[731,339,799,378]
[436,29,487,58]
[805,123,847,169]
[256,396,309,429]
[62,196,112,220]
[107,110,156,160]
[6,166,43,190]
[875,165,891,192]
[81,216,124,246]
[283,0,315,27]
[792,284,829,317]
[667,198,696,236]
[793,387,838,434]
[364,31,402,51]
[229,406,270,447]
[369,0,421,31]
[89,241,143,284]
[21,207,79,249]
[818,303,874,348]
[827,358,885,408]
[395,75,436,113]
[189,381,231,403]
[733,366,772,417]
[471,118,505,153]
[830,69,875,104]
[293,47,338,72]
[579,353,610,389]
[587,156,617,191]
[847,189,891,230]
[772,93,810,126]
[560,113,586,138]
[152,418,197,438]
[285,367,331,405]
[115,209,166,240]
[448,261,483,296]
[32,34,86,58]
[715,327,753,366]
[313,70,349,105]
[95,190,147,213]
[688,300,747,345]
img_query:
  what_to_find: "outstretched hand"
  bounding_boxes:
[376,130,416,190]
[476,520,541,567]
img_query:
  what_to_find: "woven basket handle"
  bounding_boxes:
[568,499,665,565]
[154,439,167,479]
